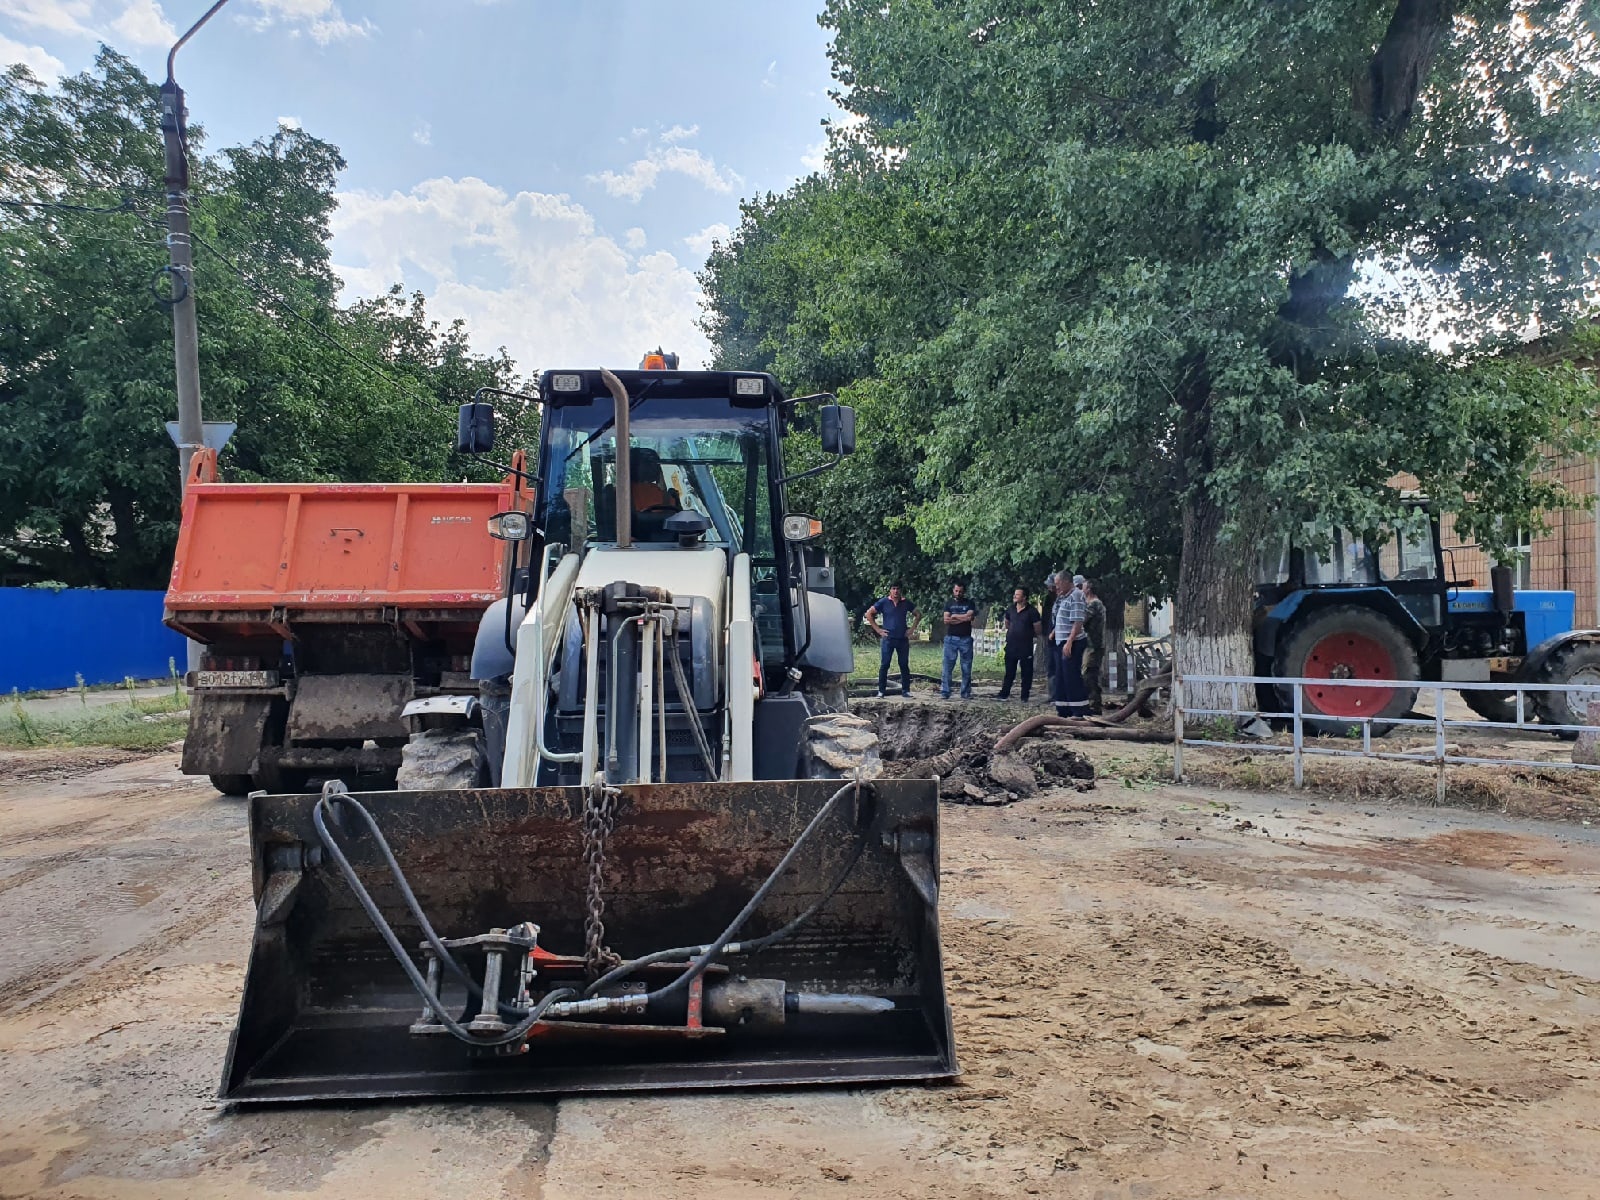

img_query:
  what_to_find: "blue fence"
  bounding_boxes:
[2,588,187,692]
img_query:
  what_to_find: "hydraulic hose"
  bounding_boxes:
[644,779,862,1005]
[313,777,873,1039]
[314,789,555,1026]
[581,818,872,998]
[312,791,576,1046]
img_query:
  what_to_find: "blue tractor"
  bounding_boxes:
[1253,509,1600,733]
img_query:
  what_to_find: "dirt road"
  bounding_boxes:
[1,746,1597,1198]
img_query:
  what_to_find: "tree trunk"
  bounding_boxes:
[61,521,109,589]
[1173,487,1257,713]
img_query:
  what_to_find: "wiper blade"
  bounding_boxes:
[563,379,659,464]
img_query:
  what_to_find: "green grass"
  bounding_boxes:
[851,639,1007,684]
[0,690,190,751]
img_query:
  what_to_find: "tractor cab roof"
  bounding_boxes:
[538,368,786,408]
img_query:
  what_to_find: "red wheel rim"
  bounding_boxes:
[1302,631,1396,718]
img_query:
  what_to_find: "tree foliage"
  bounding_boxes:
[0,50,529,589]
[701,1,1600,658]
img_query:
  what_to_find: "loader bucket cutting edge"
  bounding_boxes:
[220,778,954,1103]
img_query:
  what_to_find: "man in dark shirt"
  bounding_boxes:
[996,587,1042,701]
[867,584,919,697]
[1081,578,1108,714]
[1042,573,1061,700]
[939,583,978,699]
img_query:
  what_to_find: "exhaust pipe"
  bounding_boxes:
[600,368,631,548]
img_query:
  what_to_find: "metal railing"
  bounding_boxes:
[1173,673,1600,802]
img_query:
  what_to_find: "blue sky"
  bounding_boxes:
[0,0,844,372]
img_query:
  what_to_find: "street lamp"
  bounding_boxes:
[161,0,232,492]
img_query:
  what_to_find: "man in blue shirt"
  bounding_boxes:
[940,582,978,699]
[867,584,919,697]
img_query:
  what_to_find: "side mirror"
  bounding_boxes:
[456,402,495,454]
[819,405,856,456]
[487,510,531,541]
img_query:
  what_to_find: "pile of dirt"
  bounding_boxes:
[855,699,1094,803]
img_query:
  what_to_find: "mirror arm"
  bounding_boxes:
[775,451,844,488]
[473,385,543,408]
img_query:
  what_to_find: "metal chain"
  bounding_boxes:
[582,774,623,980]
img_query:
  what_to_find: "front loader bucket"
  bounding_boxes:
[220,778,954,1103]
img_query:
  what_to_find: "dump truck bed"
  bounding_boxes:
[165,480,515,642]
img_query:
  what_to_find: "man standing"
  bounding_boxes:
[1043,573,1062,701]
[867,584,919,697]
[1081,578,1108,715]
[939,583,977,699]
[997,587,1041,701]
[1054,573,1090,717]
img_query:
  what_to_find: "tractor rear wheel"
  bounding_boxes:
[1276,606,1419,736]
[1532,641,1600,736]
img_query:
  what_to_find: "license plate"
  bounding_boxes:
[196,670,280,688]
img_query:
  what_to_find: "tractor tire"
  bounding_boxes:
[1461,690,1519,724]
[805,712,883,781]
[209,773,256,796]
[1531,641,1600,737]
[396,727,487,791]
[1276,606,1419,737]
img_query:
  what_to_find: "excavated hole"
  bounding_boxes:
[852,699,1095,805]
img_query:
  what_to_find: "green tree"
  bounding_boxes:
[0,49,527,589]
[702,1,1600,689]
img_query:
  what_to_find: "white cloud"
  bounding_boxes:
[411,120,431,146]
[108,0,174,46]
[331,176,711,372]
[761,59,777,91]
[682,222,730,261]
[659,123,698,143]
[0,0,92,37]
[0,31,64,78]
[247,0,373,44]
[800,138,827,175]
[277,114,301,130]
[624,226,646,250]
[591,145,740,203]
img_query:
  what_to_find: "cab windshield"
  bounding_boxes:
[537,394,775,558]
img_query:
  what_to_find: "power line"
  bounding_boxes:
[0,196,143,216]
[186,225,453,415]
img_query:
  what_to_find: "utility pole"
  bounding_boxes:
[162,1,231,676]
[161,0,231,491]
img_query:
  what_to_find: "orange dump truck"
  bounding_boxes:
[164,452,523,794]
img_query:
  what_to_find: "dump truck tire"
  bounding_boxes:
[1532,640,1600,736]
[209,773,255,796]
[396,728,487,790]
[1277,605,1419,736]
[805,712,883,780]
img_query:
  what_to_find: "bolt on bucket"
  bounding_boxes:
[220,777,954,1104]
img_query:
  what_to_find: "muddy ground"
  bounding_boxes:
[1,735,1599,1199]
